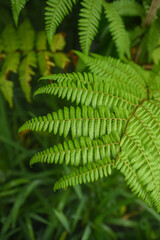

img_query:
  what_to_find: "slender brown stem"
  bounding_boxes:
[134,0,160,63]
[143,0,160,27]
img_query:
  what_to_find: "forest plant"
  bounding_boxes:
[0,20,69,107]
[19,52,160,212]
[10,0,145,58]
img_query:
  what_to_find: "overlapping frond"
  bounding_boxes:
[30,132,119,167]
[11,0,28,25]
[117,100,160,211]
[79,0,102,54]
[19,105,130,139]
[103,2,130,59]
[54,159,114,190]
[75,52,147,99]
[34,77,139,109]
[45,0,77,44]
[112,0,145,17]
[10,0,147,59]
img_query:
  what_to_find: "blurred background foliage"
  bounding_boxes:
[0,0,160,239]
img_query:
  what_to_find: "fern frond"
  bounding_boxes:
[0,21,67,106]
[30,133,119,167]
[0,52,20,107]
[40,72,101,84]
[1,53,20,74]
[54,159,114,190]
[117,100,160,211]
[34,78,139,109]
[36,31,51,75]
[2,24,18,52]
[75,52,147,99]
[19,51,37,102]
[11,0,28,25]
[78,0,102,54]
[103,2,130,59]
[18,20,35,52]
[45,0,77,44]
[0,76,14,108]
[112,0,145,17]
[19,105,129,139]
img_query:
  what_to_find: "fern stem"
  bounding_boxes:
[143,0,160,27]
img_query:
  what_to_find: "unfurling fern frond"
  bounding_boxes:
[0,21,69,107]
[79,0,102,54]
[45,0,77,44]
[11,0,28,25]
[103,2,130,59]
[19,54,160,212]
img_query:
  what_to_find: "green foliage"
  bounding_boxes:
[0,21,69,107]
[11,0,28,25]
[19,53,160,212]
[45,0,77,44]
[10,0,145,58]
[79,0,102,54]
[103,2,130,59]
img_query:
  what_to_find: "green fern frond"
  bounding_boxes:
[103,2,130,59]
[2,24,18,52]
[1,53,20,74]
[45,0,77,44]
[54,159,114,190]
[75,52,147,99]
[78,0,102,54]
[19,51,37,102]
[112,0,145,17]
[19,105,129,139]
[11,0,28,25]
[40,72,101,84]
[0,52,20,107]
[19,54,160,212]
[36,31,50,75]
[0,76,14,108]
[30,133,119,167]
[0,21,68,106]
[117,100,160,211]
[34,78,139,109]
[18,20,35,52]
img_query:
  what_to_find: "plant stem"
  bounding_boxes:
[135,0,160,63]
[143,0,160,27]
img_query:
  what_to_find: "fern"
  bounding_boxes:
[103,2,130,59]
[10,0,144,58]
[54,159,114,190]
[0,21,69,107]
[19,105,129,138]
[112,0,145,17]
[79,0,102,54]
[11,0,28,25]
[45,0,77,44]
[19,53,160,212]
